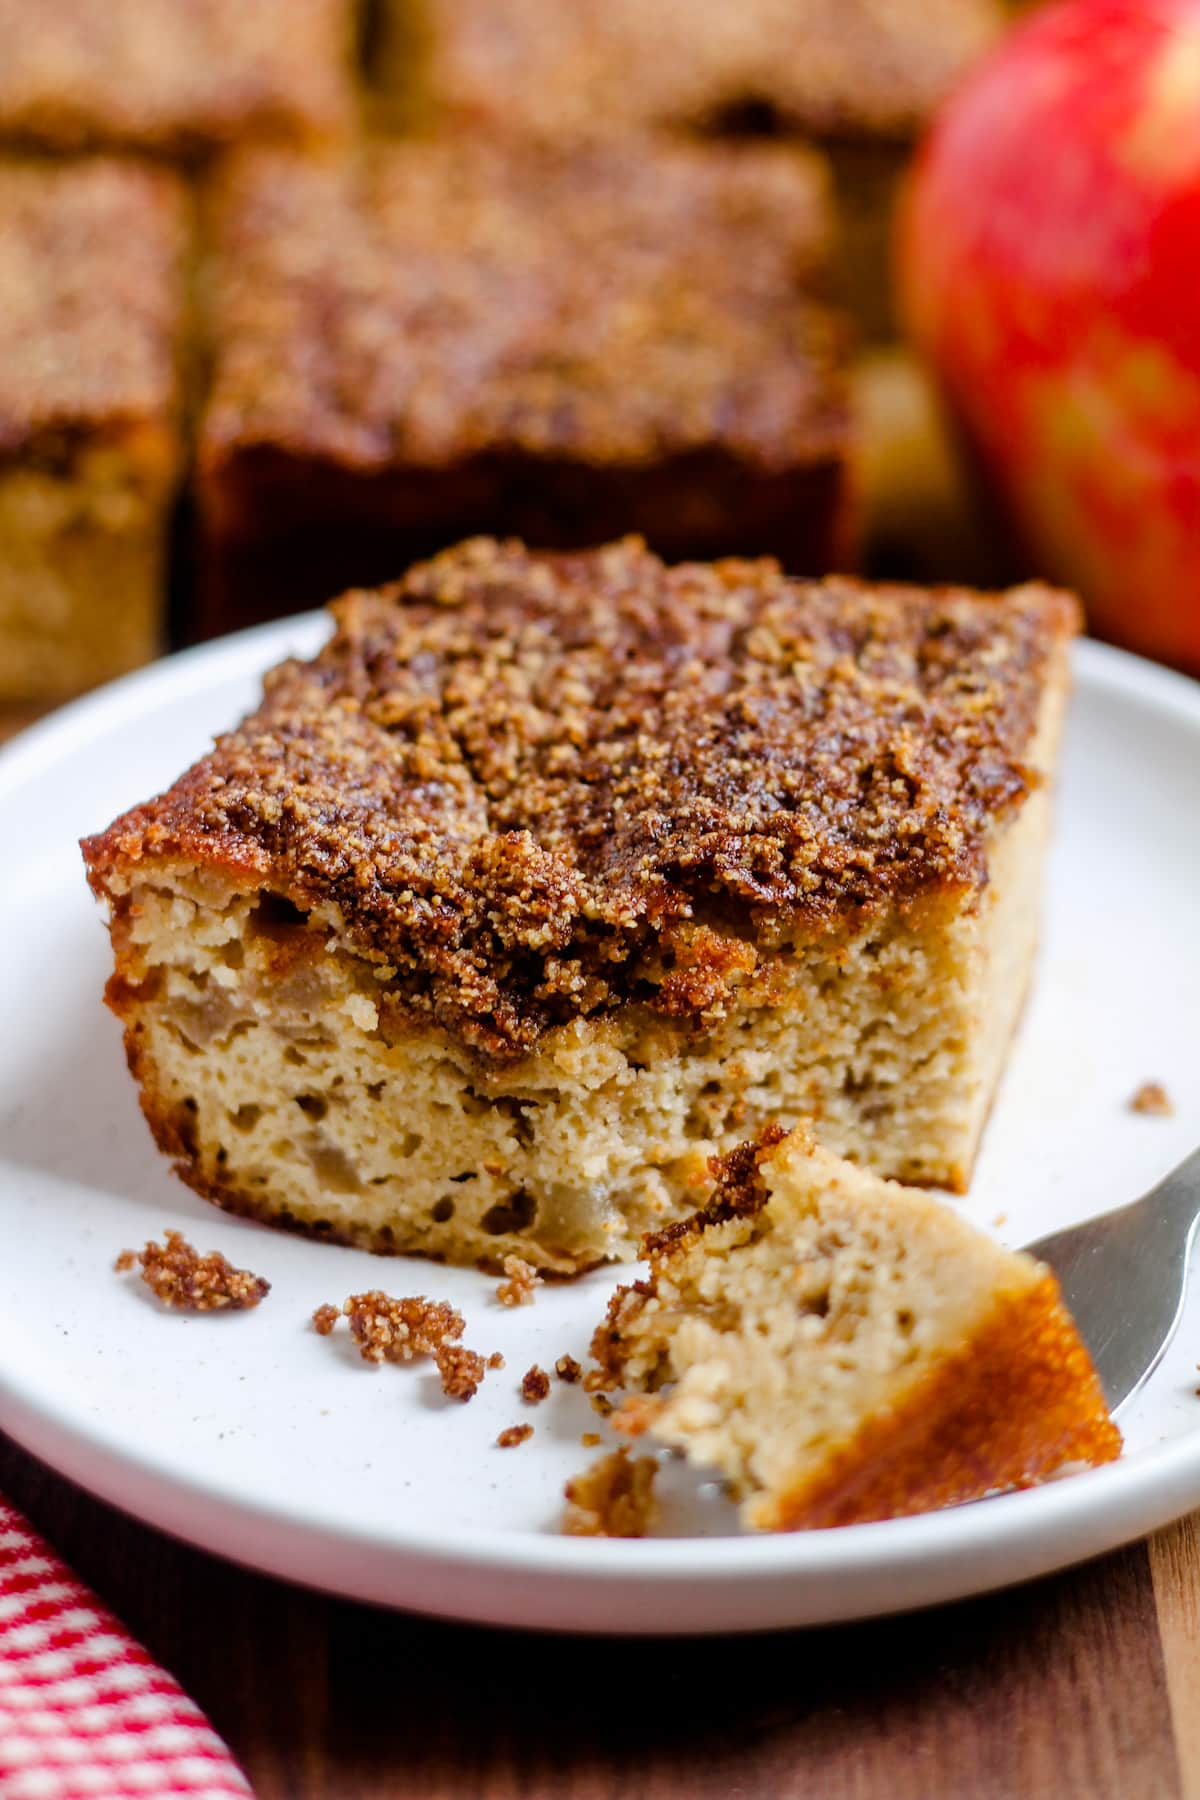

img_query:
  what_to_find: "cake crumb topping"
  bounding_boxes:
[1130,1081,1173,1117]
[435,1342,486,1402]
[343,1291,465,1364]
[562,1447,659,1538]
[497,1424,534,1448]
[581,1432,603,1449]
[317,1289,494,1398]
[521,1365,551,1404]
[497,1256,540,1307]
[114,1230,269,1311]
[555,1355,582,1384]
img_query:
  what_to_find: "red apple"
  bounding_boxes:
[900,0,1200,673]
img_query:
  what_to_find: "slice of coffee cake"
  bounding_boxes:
[82,538,1078,1273]
[593,1128,1120,1528]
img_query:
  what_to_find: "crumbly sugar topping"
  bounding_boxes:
[497,1423,533,1448]
[84,538,1077,1061]
[115,1230,269,1311]
[426,0,1001,143]
[434,1342,486,1401]
[315,1289,494,1398]
[0,0,352,155]
[200,135,842,473]
[0,159,186,456]
[521,1365,551,1403]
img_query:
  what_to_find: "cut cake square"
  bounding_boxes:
[82,537,1078,1274]
[0,0,356,159]
[593,1126,1121,1529]
[195,135,851,634]
[0,158,188,703]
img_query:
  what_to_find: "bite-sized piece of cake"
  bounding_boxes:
[375,0,1003,339]
[0,160,188,704]
[195,135,851,635]
[595,1128,1120,1528]
[0,0,355,159]
[82,538,1078,1275]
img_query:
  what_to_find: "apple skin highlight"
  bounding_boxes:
[900,0,1200,674]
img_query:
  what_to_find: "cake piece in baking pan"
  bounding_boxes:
[195,134,852,635]
[593,1127,1120,1529]
[373,0,1004,339]
[82,537,1078,1274]
[0,0,355,158]
[0,158,188,704]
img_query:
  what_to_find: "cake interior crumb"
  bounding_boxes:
[562,1447,659,1538]
[114,1230,269,1312]
[497,1256,541,1306]
[1130,1081,1174,1117]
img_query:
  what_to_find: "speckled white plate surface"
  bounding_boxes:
[0,621,1197,1635]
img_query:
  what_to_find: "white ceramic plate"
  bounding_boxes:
[1,622,1198,1635]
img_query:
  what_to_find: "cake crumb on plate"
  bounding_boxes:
[562,1447,659,1538]
[1130,1081,1173,1117]
[497,1424,534,1449]
[114,1230,269,1312]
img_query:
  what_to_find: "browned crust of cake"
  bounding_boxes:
[758,1272,1121,1530]
[0,159,188,460]
[0,0,355,158]
[84,539,1080,1065]
[197,136,843,477]
[414,0,1003,145]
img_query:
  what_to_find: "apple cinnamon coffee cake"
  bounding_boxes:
[594,1127,1120,1529]
[82,537,1079,1274]
[0,0,355,159]
[195,134,849,634]
[0,158,188,703]
[375,0,1003,340]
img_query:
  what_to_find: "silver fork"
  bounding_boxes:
[1025,1146,1200,1415]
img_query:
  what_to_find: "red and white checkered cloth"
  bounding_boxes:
[0,1495,253,1799]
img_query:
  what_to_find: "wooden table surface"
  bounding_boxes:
[3,701,1198,1800]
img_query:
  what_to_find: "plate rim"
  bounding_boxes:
[1,622,1198,1632]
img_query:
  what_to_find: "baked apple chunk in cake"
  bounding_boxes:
[82,537,1078,1273]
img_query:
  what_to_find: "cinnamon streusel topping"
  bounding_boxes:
[200,135,841,475]
[115,1230,269,1311]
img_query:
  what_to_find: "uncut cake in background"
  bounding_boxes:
[373,0,1004,340]
[0,0,357,159]
[194,134,853,636]
[83,537,1078,1275]
[0,159,188,703]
